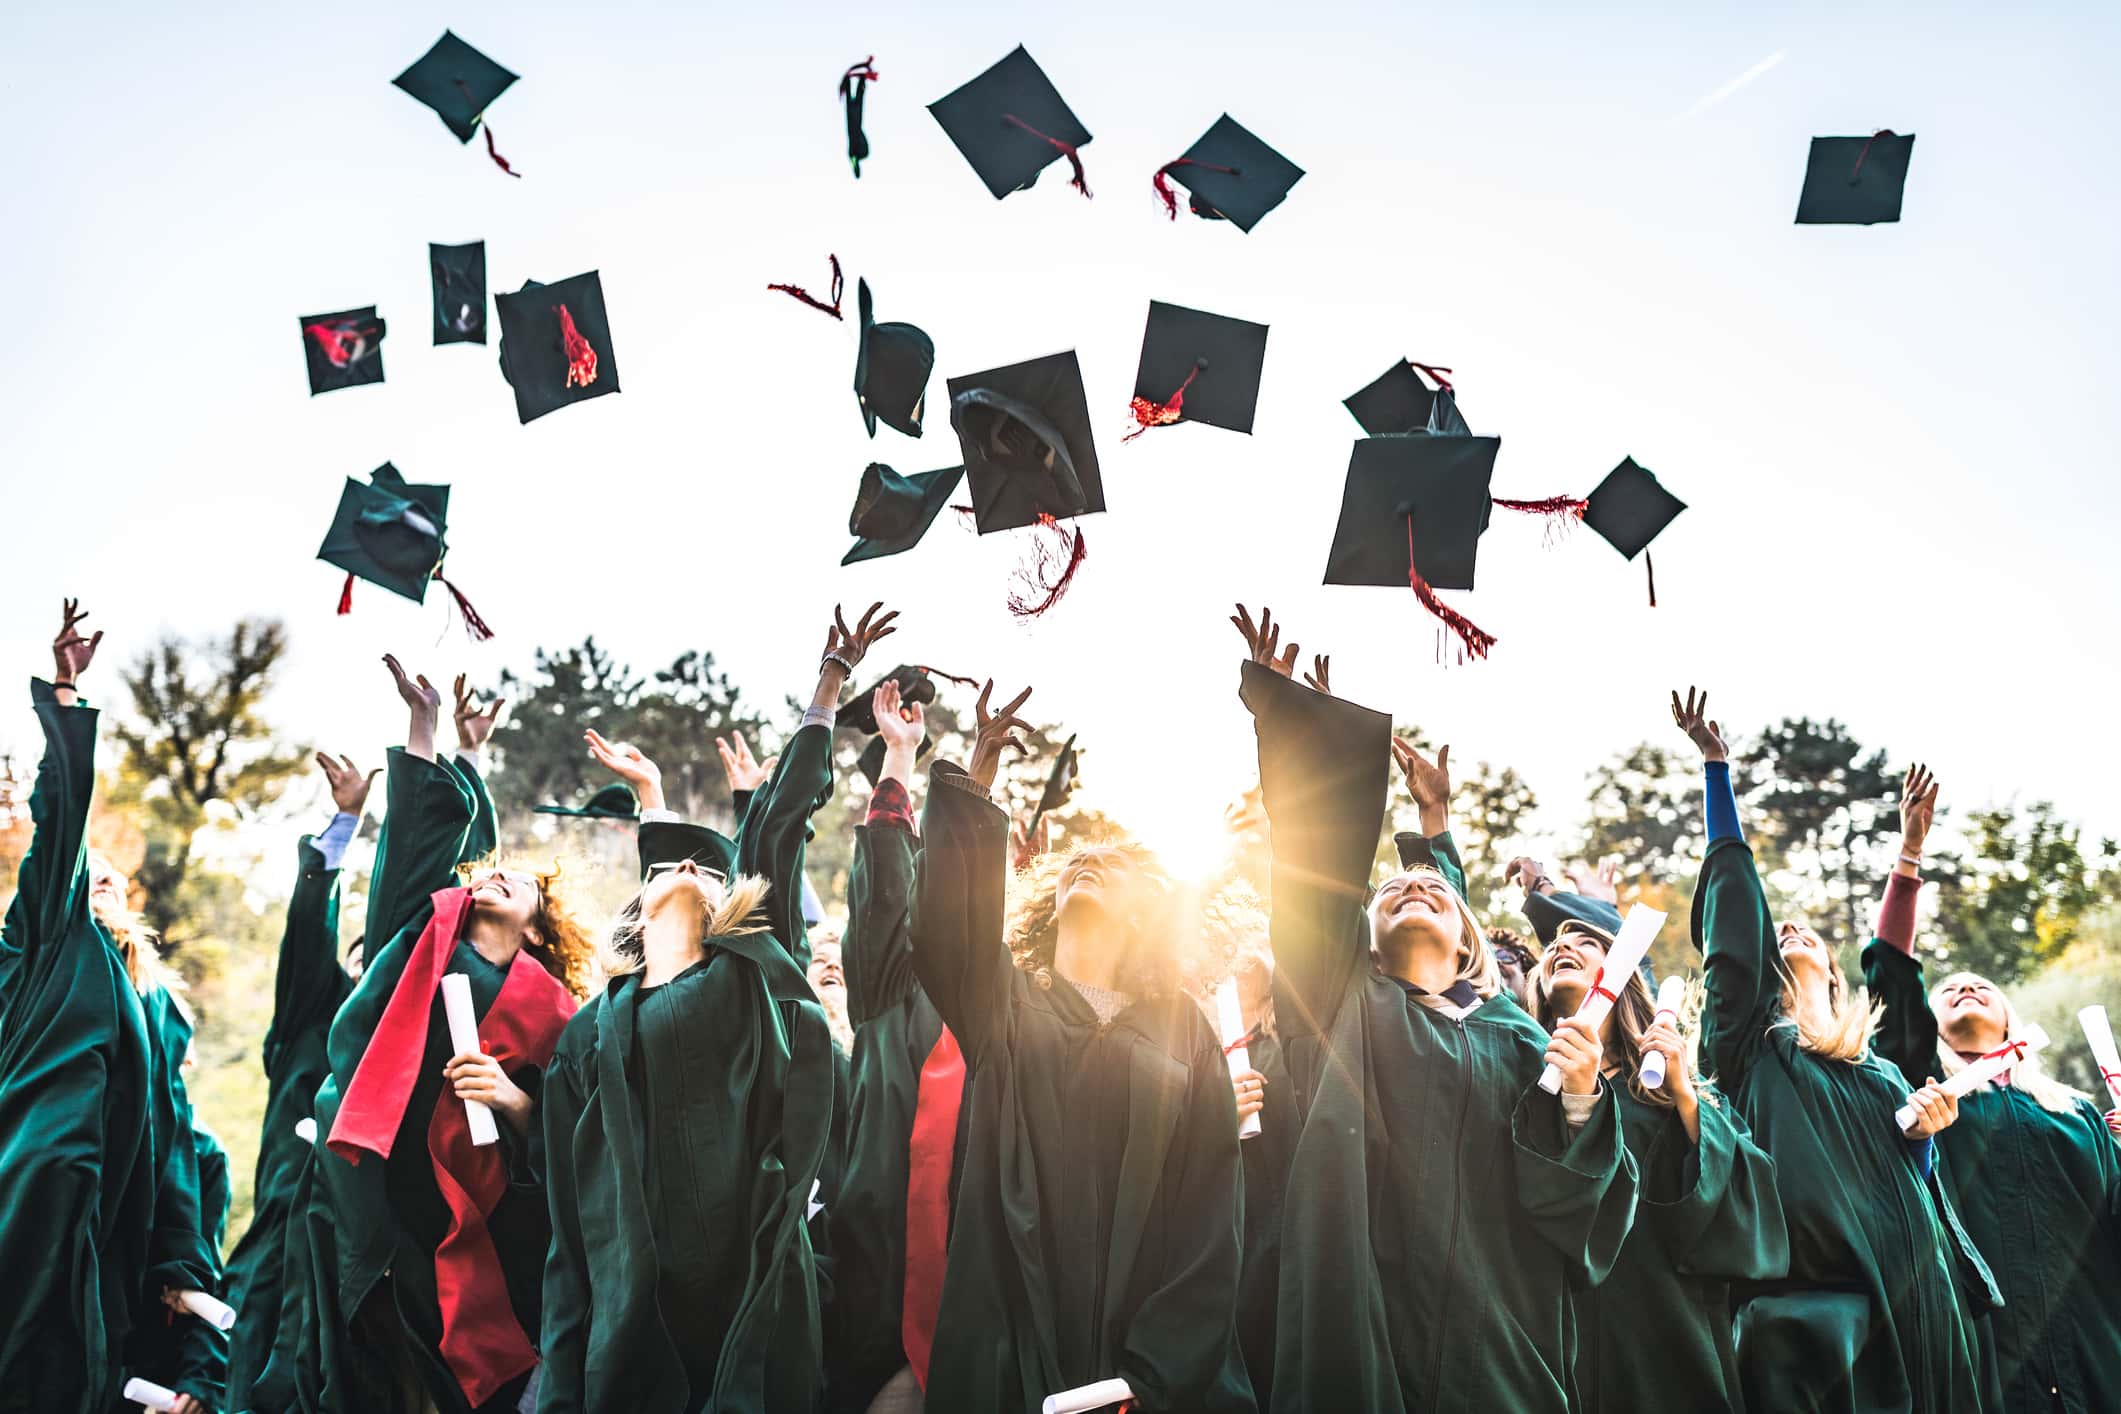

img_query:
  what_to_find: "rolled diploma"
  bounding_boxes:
[1539,905,1667,1094]
[294,1116,318,1145]
[1042,1377,1134,1414]
[123,1377,183,1411]
[441,973,499,1147]
[1639,974,1687,1091]
[2078,1005,2121,1105]
[1216,978,1261,1140]
[177,1289,236,1331]
[1895,1024,2051,1132]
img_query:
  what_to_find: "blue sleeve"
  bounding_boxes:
[1909,1135,1934,1178]
[1705,761,1742,845]
[313,812,359,872]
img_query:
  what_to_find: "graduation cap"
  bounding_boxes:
[1581,456,1685,605]
[844,463,963,565]
[638,821,737,882]
[840,56,879,177]
[316,464,494,638]
[1796,131,1914,225]
[1126,301,1270,441]
[496,271,620,424]
[393,31,522,176]
[1151,114,1304,231]
[855,733,934,788]
[1026,732,1078,839]
[839,664,943,736]
[299,306,385,395]
[534,783,638,821]
[1343,360,1470,437]
[1324,436,1501,659]
[855,279,934,437]
[430,242,487,345]
[929,46,1093,200]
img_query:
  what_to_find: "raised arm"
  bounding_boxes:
[844,679,924,1024]
[444,674,506,863]
[1675,687,1777,1087]
[1863,764,1941,1088]
[361,657,477,963]
[261,755,369,1077]
[4,601,105,962]
[1390,737,1465,898]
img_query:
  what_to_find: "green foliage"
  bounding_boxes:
[1738,717,1900,948]
[1927,803,2117,984]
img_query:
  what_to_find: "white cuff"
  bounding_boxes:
[453,746,484,773]
[315,813,359,871]
[1560,1087,1601,1132]
[799,705,836,733]
[638,806,680,825]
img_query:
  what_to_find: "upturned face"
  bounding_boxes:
[640,859,723,921]
[1777,921,1831,984]
[1539,928,1608,1014]
[1368,869,1458,949]
[467,867,542,932]
[1935,972,2008,1046]
[89,859,130,914]
[1057,847,1147,922]
[809,936,845,996]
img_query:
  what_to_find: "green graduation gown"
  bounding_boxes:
[908,761,1255,1414]
[1231,1026,1292,1410]
[1243,661,1638,1414]
[1865,938,2121,1414]
[157,1125,233,1412]
[1694,836,1997,1413]
[536,721,838,1414]
[0,680,158,1414]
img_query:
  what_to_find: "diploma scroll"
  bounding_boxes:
[1894,1025,2050,1132]
[1639,974,1687,1092]
[1216,978,1261,1140]
[1539,905,1667,1095]
[1042,1377,1134,1414]
[2078,1005,2121,1106]
[441,973,500,1147]
[122,1377,183,1412]
[177,1288,236,1331]
[294,1116,318,1144]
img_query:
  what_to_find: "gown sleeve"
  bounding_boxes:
[908,762,1013,1065]
[1243,661,1392,1040]
[2,678,99,976]
[1393,829,1468,900]
[1859,871,1935,1090]
[442,752,501,865]
[169,1129,232,1407]
[262,835,350,1082]
[535,1046,592,1414]
[359,747,478,966]
[1510,1080,1638,1286]
[844,809,920,1028]
[1691,765,1779,1088]
[735,721,835,969]
[1642,1092,1790,1282]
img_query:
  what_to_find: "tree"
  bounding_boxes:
[1739,717,1898,948]
[1579,742,1702,887]
[1928,802,2113,984]
[107,619,308,941]
[1452,762,1538,914]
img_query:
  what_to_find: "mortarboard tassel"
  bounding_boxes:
[555,304,599,388]
[1151,157,1239,220]
[1850,129,1898,183]
[1405,360,1454,392]
[914,665,983,690]
[1644,551,1657,608]
[1002,114,1092,198]
[336,572,355,617]
[453,80,522,177]
[437,574,496,642]
[840,57,879,178]
[1007,514,1088,619]
[767,254,847,319]
[1405,515,1496,661]
[1123,360,1203,441]
[304,319,383,368]
[1492,494,1588,547]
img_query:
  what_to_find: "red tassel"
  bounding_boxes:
[1122,362,1202,441]
[1644,551,1657,609]
[336,572,355,616]
[482,125,521,177]
[838,56,880,95]
[1406,516,1496,661]
[303,320,380,368]
[1151,157,1238,220]
[555,304,598,388]
[1850,129,1896,183]
[1008,515,1088,619]
[1491,494,1588,547]
[1405,360,1454,392]
[766,254,847,319]
[1003,114,1092,198]
[914,665,983,690]
[437,575,495,642]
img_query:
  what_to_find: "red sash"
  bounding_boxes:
[901,1023,965,1389]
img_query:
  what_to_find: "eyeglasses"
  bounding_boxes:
[647,860,728,883]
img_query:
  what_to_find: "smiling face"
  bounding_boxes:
[1777,920,1832,986]
[809,934,845,997]
[1368,869,1461,953]
[1056,846,1147,924]
[1932,971,2009,1051]
[467,866,543,934]
[1538,926,1608,1015]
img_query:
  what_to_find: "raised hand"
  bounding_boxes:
[1230,603,1299,678]
[1503,856,1556,896]
[1900,763,1940,856]
[1391,736,1452,835]
[316,752,380,817]
[52,598,103,686]
[585,729,666,813]
[820,601,900,675]
[384,654,442,761]
[1010,814,1050,872]
[1566,856,1623,905]
[1670,686,1728,764]
[452,673,507,753]
[968,679,1033,792]
[714,730,778,794]
[1303,653,1333,694]
[873,679,926,753]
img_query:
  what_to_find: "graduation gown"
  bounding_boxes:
[536,722,838,1414]
[1694,837,1997,1413]
[1569,1087,1789,1413]
[222,834,356,1410]
[0,680,158,1414]
[908,760,1255,1414]
[1865,938,2121,1414]
[1244,662,1638,1414]
[1231,1026,1293,1410]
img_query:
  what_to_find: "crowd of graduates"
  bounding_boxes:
[2,594,2118,1414]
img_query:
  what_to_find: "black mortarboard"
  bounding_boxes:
[637,821,737,882]
[928,46,1093,200]
[840,56,878,177]
[316,464,450,604]
[1582,456,1685,606]
[393,31,518,142]
[496,271,620,424]
[1153,114,1305,232]
[839,665,940,737]
[534,783,638,821]
[855,280,934,438]
[299,306,385,396]
[1038,734,1078,812]
[855,733,935,788]
[1126,301,1269,439]
[844,462,964,565]
[430,241,487,345]
[1324,436,1499,593]
[1796,132,1915,225]
[1343,361,1470,436]
[947,351,1104,534]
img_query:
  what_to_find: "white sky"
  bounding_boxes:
[4,1,2118,881]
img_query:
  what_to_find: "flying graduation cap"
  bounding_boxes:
[299,306,385,395]
[1026,732,1078,840]
[430,241,487,345]
[840,56,879,177]
[496,271,620,423]
[1324,435,1502,660]
[535,783,639,821]
[843,663,959,786]
[1796,131,1915,225]
[1343,360,1470,437]
[1126,301,1270,441]
[393,31,523,176]
[1151,115,1304,231]
[844,462,963,565]
[316,463,494,639]
[1581,457,1686,605]
[929,46,1093,200]
[855,279,934,437]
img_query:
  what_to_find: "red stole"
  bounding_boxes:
[326,886,578,1406]
[901,1022,965,1389]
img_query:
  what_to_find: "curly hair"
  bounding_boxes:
[1005,841,1181,1001]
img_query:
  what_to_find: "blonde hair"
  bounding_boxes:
[457,856,598,999]
[597,871,772,979]
[88,852,168,996]
[1929,971,2088,1115]
[1530,921,1673,1108]
[1005,840,1181,1000]
[1773,931,1882,1064]
[1369,865,1502,1000]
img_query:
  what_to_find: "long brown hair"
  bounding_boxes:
[1530,920,1673,1108]
[1005,841,1180,1000]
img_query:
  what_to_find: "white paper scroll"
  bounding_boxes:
[177,1289,236,1331]
[1539,905,1667,1095]
[2078,1005,2121,1107]
[123,1377,183,1411]
[294,1117,318,1145]
[441,973,499,1146]
[1895,1025,2051,1132]
[1640,974,1687,1092]
[1216,978,1261,1140]
[807,1178,824,1221]
[1042,1377,1134,1414]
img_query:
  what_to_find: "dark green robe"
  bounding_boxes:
[908,761,1255,1414]
[1569,1087,1788,1413]
[223,834,355,1411]
[162,1125,233,1411]
[537,722,837,1414]
[1694,837,1998,1413]
[1232,1027,1292,1410]
[1865,939,2121,1414]
[1243,661,1638,1414]
[0,680,158,1414]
